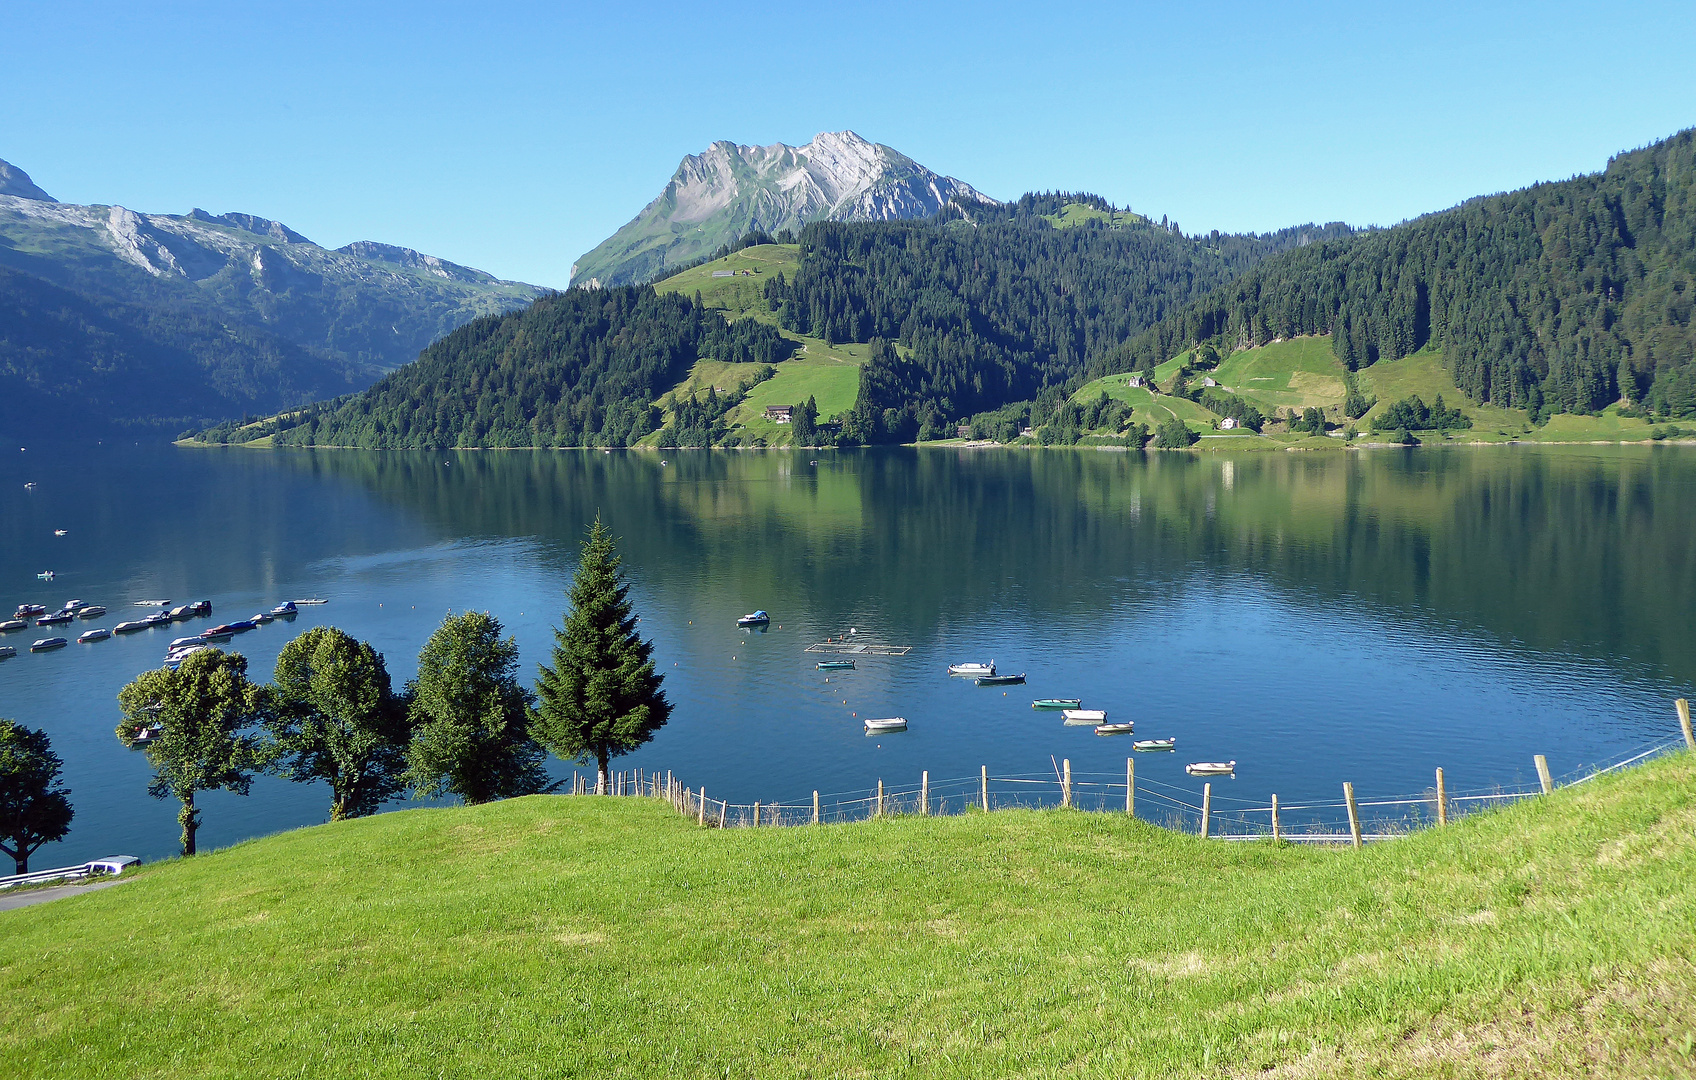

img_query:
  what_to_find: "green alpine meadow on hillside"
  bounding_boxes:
[3,750,1694,1077]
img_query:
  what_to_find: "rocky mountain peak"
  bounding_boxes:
[0,158,55,202]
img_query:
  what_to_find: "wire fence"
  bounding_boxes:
[568,703,1696,845]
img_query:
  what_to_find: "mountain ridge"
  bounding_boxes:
[570,131,989,288]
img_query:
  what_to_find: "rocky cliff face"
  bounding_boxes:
[0,155,546,426]
[570,131,991,287]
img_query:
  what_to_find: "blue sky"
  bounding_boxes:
[5,0,1694,288]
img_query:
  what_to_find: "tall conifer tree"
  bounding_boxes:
[533,518,671,793]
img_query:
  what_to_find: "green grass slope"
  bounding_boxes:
[1212,335,1350,412]
[6,753,1694,1078]
[1072,376,1227,433]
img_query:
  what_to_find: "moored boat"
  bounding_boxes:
[190,600,213,616]
[0,619,26,633]
[227,620,258,633]
[30,637,68,652]
[816,660,855,670]
[168,636,203,651]
[737,610,771,626]
[1095,722,1135,736]
[200,630,234,642]
[291,598,327,605]
[134,599,171,607]
[864,717,908,733]
[1186,761,1237,776]
[168,605,194,620]
[36,570,54,580]
[976,673,1026,686]
[207,624,240,636]
[113,620,151,633]
[0,645,15,659]
[75,605,106,618]
[251,611,274,624]
[1031,698,1082,709]
[1060,708,1107,726]
[269,601,298,617]
[1132,738,1176,752]
[15,604,46,618]
[35,612,73,626]
[131,723,163,744]
[77,628,111,643]
[165,645,210,669]
[947,661,995,677]
[145,612,172,626]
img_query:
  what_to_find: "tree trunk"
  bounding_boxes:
[179,792,200,856]
[12,851,26,875]
[597,752,609,795]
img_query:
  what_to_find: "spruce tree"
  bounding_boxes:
[533,517,671,793]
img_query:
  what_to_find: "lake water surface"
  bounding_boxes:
[2,442,1693,864]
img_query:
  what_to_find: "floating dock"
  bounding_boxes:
[805,641,911,656]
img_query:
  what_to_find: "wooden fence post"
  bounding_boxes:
[1271,794,1280,841]
[753,801,761,827]
[1677,699,1694,750]
[1062,758,1072,809]
[920,771,929,815]
[1435,768,1447,826]
[1344,782,1361,848]
[698,788,706,827]
[981,765,989,813]
[1126,758,1134,816]
[1534,754,1553,795]
[717,801,726,828]
[877,779,884,818]
[1201,782,1211,838]
[813,790,820,824]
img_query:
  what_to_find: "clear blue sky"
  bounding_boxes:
[5,0,1693,288]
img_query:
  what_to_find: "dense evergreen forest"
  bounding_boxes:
[1101,130,1696,420]
[764,195,1354,439]
[266,288,790,448]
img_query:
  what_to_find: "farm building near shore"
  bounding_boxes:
[765,405,793,423]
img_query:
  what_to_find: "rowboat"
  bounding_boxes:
[864,717,907,733]
[976,673,1025,686]
[1132,738,1175,751]
[1186,761,1237,776]
[1095,722,1135,736]
[1031,698,1082,709]
[1060,709,1107,726]
[816,660,855,670]
[947,661,994,677]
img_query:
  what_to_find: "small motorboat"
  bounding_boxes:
[1061,709,1107,726]
[948,661,995,677]
[36,570,54,580]
[251,611,274,624]
[816,660,855,670]
[1031,698,1082,709]
[113,620,152,633]
[23,482,36,490]
[76,605,106,618]
[30,637,68,652]
[226,620,258,633]
[134,599,171,607]
[131,723,163,744]
[291,598,327,606]
[1186,761,1237,776]
[77,628,111,643]
[1095,722,1136,736]
[190,600,213,616]
[168,605,195,620]
[145,613,172,626]
[207,624,240,636]
[864,717,908,733]
[1132,738,1176,752]
[64,599,85,610]
[35,612,73,626]
[737,610,771,627]
[0,619,26,633]
[0,646,15,659]
[53,529,67,536]
[269,602,298,617]
[168,636,203,651]
[200,630,234,642]
[976,673,1026,686]
[14,604,46,618]
[165,646,210,669]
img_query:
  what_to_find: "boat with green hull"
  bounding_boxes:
[1031,698,1082,709]
[816,660,856,670]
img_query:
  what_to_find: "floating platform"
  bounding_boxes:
[805,641,912,656]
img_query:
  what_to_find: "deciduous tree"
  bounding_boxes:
[0,720,74,874]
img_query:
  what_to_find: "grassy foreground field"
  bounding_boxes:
[4,753,1695,1078]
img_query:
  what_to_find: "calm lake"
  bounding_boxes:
[2,441,1693,865]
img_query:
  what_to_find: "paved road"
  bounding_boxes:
[0,877,131,912]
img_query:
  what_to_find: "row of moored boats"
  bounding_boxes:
[1,597,323,663]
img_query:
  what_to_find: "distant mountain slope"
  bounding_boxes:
[0,156,545,427]
[570,131,990,288]
[1100,129,1696,420]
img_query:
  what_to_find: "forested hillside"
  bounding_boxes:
[764,194,1355,439]
[1100,129,1696,421]
[258,287,791,448]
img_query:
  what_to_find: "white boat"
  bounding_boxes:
[1132,738,1175,751]
[252,611,274,624]
[947,661,995,677]
[113,620,152,633]
[864,717,908,733]
[134,599,171,607]
[1061,709,1107,726]
[1186,761,1237,776]
[167,636,203,651]
[0,646,15,659]
[53,529,67,536]
[0,619,25,632]
[75,605,106,618]
[292,598,329,605]
[1095,722,1135,736]
[37,571,54,580]
[77,628,111,643]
